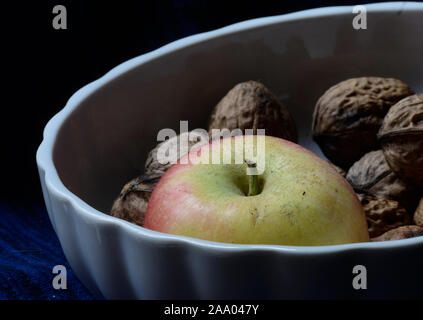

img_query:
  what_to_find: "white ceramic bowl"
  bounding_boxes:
[37,2,423,299]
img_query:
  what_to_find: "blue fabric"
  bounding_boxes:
[0,202,102,300]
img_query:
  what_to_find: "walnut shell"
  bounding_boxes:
[371,225,423,241]
[346,150,419,211]
[357,194,410,238]
[110,174,161,226]
[378,94,423,185]
[312,77,413,169]
[413,197,423,227]
[208,81,297,142]
[145,131,209,176]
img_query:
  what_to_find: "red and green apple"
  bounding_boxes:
[144,135,369,246]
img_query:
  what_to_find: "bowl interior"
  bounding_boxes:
[53,8,423,213]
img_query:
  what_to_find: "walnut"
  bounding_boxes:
[371,225,423,241]
[378,94,423,185]
[357,194,410,238]
[113,131,209,226]
[346,150,419,211]
[110,174,161,226]
[208,81,297,142]
[312,77,413,169]
[145,130,209,176]
[413,197,423,227]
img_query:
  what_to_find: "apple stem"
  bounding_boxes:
[245,159,259,196]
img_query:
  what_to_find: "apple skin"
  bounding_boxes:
[144,135,369,246]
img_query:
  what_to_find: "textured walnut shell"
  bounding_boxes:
[347,150,419,211]
[145,131,209,176]
[110,174,161,227]
[312,77,413,169]
[414,198,423,227]
[378,94,423,185]
[357,194,410,238]
[371,225,423,241]
[208,81,297,142]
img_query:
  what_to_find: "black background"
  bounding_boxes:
[1,0,396,204]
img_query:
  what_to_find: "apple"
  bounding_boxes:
[144,135,369,245]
